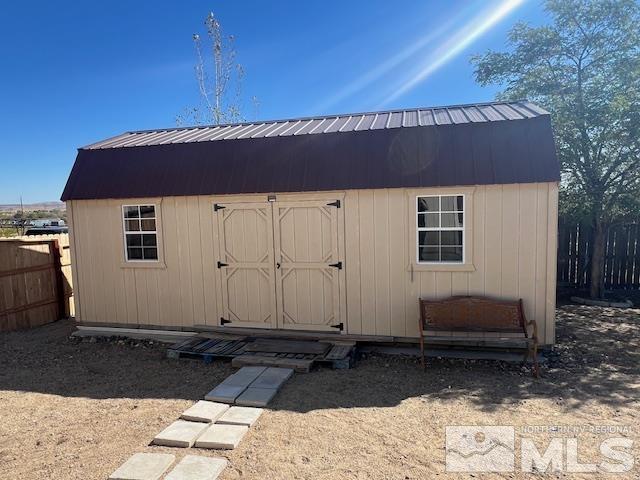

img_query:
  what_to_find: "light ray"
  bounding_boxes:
[381,0,525,105]
[312,7,471,113]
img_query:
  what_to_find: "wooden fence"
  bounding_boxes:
[557,220,640,289]
[0,234,73,332]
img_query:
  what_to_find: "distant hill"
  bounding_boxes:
[0,201,65,212]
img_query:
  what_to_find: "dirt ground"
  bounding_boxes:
[1,304,638,479]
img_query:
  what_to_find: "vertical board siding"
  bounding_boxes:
[69,183,557,344]
[198,197,217,325]
[373,190,391,336]
[344,191,362,334]
[500,187,519,299]
[517,185,537,324]
[484,186,503,297]
[388,189,407,337]
[545,184,559,344]
[357,190,377,335]
[67,202,82,321]
[467,186,485,296]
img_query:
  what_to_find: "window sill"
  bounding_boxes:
[409,263,476,272]
[120,261,167,269]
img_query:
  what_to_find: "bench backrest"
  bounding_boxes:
[419,296,526,334]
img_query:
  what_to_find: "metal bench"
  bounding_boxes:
[418,296,539,377]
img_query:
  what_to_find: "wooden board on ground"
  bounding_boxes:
[245,338,331,355]
[232,354,314,373]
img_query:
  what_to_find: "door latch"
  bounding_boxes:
[326,200,341,208]
[331,322,344,330]
[217,261,228,268]
[329,261,342,269]
[220,317,232,325]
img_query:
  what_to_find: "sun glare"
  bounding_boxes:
[381,0,525,105]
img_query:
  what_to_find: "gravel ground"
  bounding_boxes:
[0,304,638,479]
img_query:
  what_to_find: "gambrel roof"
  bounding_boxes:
[61,100,559,200]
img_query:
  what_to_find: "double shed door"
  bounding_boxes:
[215,198,344,332]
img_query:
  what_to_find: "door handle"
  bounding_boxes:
[276,262,281,269]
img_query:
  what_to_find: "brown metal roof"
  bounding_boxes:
[82,100,548,149]
[61,101,559,201]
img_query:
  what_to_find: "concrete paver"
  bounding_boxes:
[221,366,267,387]
[152,420,209,448]
[181,401,229,423]
[109,453,175,480]
[194,424,249,450]
[235,387,277,407]
[216,406,263,427]
[164,455,227,480]
[251,367,293,390]
[204,384,246,404]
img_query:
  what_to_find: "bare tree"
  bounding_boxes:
[177,12,254,126]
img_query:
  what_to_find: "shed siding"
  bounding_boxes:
[68,182,558,344]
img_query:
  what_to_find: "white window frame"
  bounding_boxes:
[122,204,159,262]
[416,194,465,265]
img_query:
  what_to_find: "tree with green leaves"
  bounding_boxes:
[473,0,640,299]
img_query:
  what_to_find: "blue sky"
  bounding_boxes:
[0,0,546,203]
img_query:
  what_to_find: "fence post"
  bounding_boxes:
[52,239,66,319]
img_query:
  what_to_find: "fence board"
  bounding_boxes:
[557,221,640,290]
[0,234,73,331]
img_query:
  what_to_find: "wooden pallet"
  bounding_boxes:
[167,335,357,370]
[167,336,248,364]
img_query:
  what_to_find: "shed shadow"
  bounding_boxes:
[0,305,638,414]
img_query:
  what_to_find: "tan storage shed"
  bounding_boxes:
[62,101,560,345]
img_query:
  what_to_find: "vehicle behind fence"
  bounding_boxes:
[557,219,640,290]
[0,234,73,332]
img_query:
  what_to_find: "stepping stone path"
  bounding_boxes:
[204,366,293,406]
[164,455,227,480]
[217,406,263,427]
[109,452,175,480]
[152,420,209,448]
[111,366,292,480]
[181,401,229,423]
[195,424,249,450]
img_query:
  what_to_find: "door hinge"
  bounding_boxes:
[329,261,343,270]
[331,322,344,330]
[326,200,341,208]
[213,203,226,212]
[220,317,231,325]
[217,261,228,268]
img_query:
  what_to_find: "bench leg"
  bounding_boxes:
[419,335,426,370]
[523,344,539,378]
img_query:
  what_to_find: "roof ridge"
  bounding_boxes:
[124,99,541,135]
[80,100,550,150]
